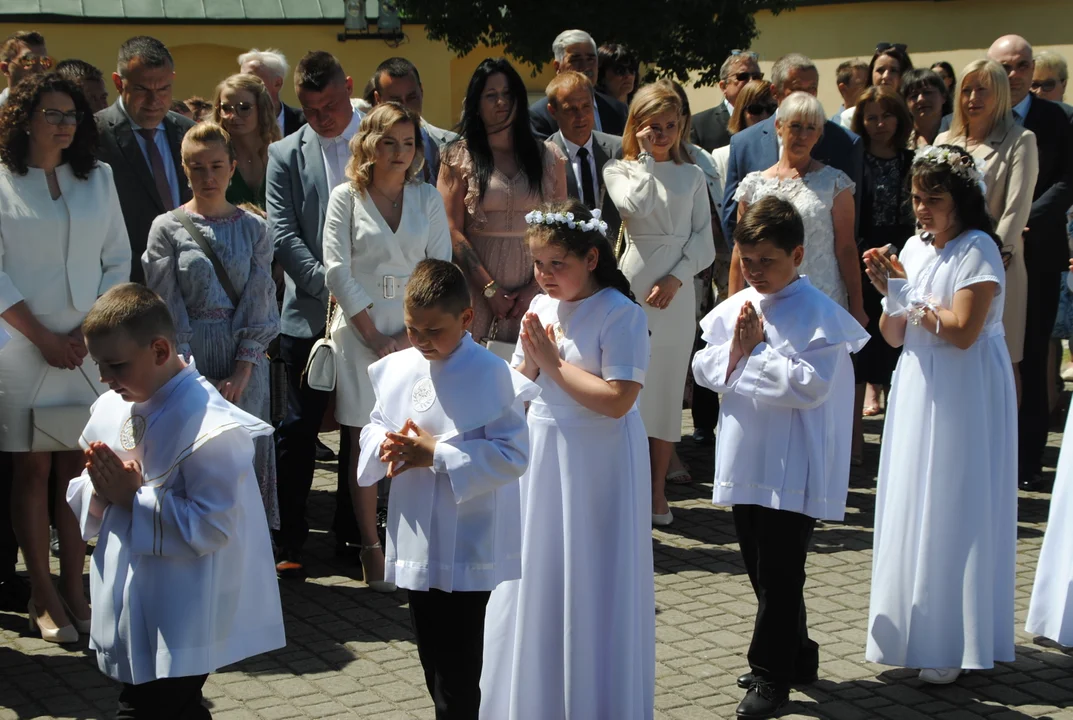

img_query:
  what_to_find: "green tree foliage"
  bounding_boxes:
[396,0,797,87]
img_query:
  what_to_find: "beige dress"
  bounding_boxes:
[937,116,1038,363]
[441,141,567,344]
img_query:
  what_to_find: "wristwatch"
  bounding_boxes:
[483,279,499,298]
[637,151,653,162]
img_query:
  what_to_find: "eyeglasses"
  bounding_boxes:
[1032,79,1061,92]
[875,42,908,54]
[38,109,82,126]
[219,102,254,117]
[745,103,776,116]
[730,50,759,61]
[732,71,765,83]
[15,54,52,70]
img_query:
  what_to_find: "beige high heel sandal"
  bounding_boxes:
[27,599,78,644]
[61,596,91,635]
[359,543,396,593]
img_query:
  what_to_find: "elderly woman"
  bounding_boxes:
[0,73,130,642]
[901,68,948,147]
[323,103,452,591]
[597,43,639,107]
[839,43,914,128]
[937,58,1038,393]
[211,73,281,208]
[438,58,566,347]
[605,83,715,525]
[730,92,865,326]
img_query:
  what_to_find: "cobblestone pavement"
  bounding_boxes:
[2,411,1073,719]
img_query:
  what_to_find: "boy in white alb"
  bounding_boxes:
[356,259,538,719]
[67,284,285,719]
[692,197,868,720]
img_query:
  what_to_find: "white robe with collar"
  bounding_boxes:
[356,334,539,592]
[67,362,285,684]
[692,276,868,521]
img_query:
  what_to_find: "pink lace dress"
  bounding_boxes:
[441,141,567,343]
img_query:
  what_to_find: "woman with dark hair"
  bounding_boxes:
[0,72,130,642]
[901,69,949,147]
[931,61,957,96]
[849,86,915,442]
[864,144,1016,684]
[839,42,914,128]
[438,58,567,346]
[597,43,639,106]
[211,73,282,208]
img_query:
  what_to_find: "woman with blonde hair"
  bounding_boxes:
[604,82,715,526]
[143,122,280,529]
[937,58,1038,393]
[322,102,452,590]
[211,73,281,208]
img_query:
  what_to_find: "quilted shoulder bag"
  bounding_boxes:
[482,318,516,363]
[304,296,339,392]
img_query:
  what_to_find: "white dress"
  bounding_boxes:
[322,181,452,427]
[866,230,1017,669]
[604,156,715,441]
[1026,405,1073,645]
[480,289,654,720]
[733,166,855,308]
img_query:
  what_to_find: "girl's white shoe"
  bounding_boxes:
[918,668,963,684]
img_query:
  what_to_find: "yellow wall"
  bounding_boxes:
[5,0,1073,130]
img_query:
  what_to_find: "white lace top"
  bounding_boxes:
[734,165,855,308]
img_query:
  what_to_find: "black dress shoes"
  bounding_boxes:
[1019,473,1046,492]
[737,668,817,689]
[315,438,336,462]
[692,427,715,446]
[736,679,789,719]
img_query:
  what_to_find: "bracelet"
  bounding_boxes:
[934,314,942,336]
[482,279,496,292]
[637,151,653,162]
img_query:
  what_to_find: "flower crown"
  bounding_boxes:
[913,145,986,191]
[524,208,609,236]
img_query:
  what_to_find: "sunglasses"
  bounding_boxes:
[1032,79,1061,92]
[218,102,254,117]
[875,42,908,54]
[746,103,776,116]
[38,109,83,126]
[732,71,765,83]
[15,54,52,70]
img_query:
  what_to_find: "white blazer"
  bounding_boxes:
[0,161,131,316]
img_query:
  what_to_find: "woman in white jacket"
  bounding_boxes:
[0,72,131,643]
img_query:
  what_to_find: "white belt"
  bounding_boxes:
[358,273,411,300]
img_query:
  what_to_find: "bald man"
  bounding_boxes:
[989,35,1073,491]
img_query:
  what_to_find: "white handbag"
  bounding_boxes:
[303,298,338,392]
[482,318,515,362]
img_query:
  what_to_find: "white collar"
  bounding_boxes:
[1012,93,1032,120]
[276,103,285,122]
[724,98,734,114]
[560,132,595,158]
[118,96,166,132]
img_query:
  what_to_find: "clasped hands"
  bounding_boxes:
[728,301,765,371]
[379,419,436,478]
[85,441,143,511]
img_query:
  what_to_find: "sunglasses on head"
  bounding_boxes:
[730,50,759,61]
[733,71,765,83]
[745,102,776,116]
[875,42,908,54]
[1032,79,1060,92]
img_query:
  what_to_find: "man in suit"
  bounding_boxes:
[269,51,366,577]
[690,51,763,152]
[371,57,456,183]
[240,48,306,137]
[95,36,195,283]
[544,71,623,239]
[0,30,48,107]
[529,29,628,139]
[989,36,1073,491]
[721,53,864,244]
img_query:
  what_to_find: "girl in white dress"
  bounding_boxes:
[604,82,714,526]
[864,145,1017,684]
[323,103,452,590]
[480,199,654,720]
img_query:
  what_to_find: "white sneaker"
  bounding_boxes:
[918,668,962,684]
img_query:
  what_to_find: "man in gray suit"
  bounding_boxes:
[95,36,195,283]
[268,51,364,577]
[545,71,622,240]
[371,57,456,183]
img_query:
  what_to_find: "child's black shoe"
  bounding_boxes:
[736,678,789,719]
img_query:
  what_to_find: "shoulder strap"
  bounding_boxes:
[170,208,241,308]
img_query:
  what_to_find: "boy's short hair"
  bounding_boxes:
[405,259,471,317]
[734,195,805,253]
[82,283,177,345]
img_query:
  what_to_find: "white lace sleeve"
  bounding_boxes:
[832,168,856,197]
[732,172,764,204]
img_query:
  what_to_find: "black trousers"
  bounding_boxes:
[409,588,492,720]
[116,674,211,719]
[0,453,17,580]
[690,327,719,432]
[732,504,819,686]
[275,334,358,552]
[1019,270,1062,477]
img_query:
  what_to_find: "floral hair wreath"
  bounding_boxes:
[524,208,609,237]
[913,145,987,195]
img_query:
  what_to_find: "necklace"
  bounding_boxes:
[370,183,404,209]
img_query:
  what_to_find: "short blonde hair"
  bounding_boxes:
[1035,50,1068,82]
[211,73,281,166]
[546,70,592,107]
[949,59,1011,139]
[776,91,826,130]
[344,102,425,194]
[622,82,684,163]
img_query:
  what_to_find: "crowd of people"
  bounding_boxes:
[0,22,1070,720]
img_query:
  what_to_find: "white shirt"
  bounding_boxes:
[592,89,604,132]
[275,103,285,138]
[724,98,734,115]
[1012,93,1032,126]
[561,132,600,207]
[119,97,181,209]
[317,99,365,190]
